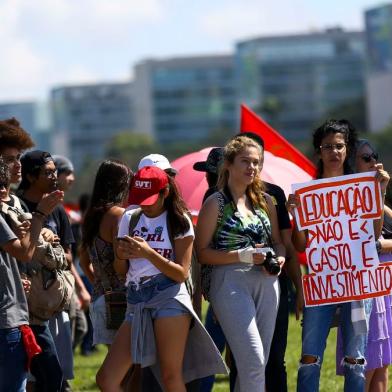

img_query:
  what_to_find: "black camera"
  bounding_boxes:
[263,250,281,275]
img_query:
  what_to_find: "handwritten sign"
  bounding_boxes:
[292,172,392,306]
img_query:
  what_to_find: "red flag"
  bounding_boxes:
[240,104,316,177]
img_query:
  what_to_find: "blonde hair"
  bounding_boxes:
[218,135,268,214]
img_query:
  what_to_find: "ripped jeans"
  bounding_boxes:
[297,303,367,392]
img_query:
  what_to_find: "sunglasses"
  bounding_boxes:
[320,143,346,152]
[0,182,8,189]
[360,153,378,163]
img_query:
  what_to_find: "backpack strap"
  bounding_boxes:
[10,194,23,210]
[128,208,143,236]
[216,191,227,226]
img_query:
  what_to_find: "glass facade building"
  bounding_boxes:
[0,101,51,151]
[365,3,392,132]
[236,29,366,140]
[51,82,134,170]
[365,4,392,73]
[133,56,237,143]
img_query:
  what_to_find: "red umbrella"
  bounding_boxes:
[171,147,313,217]
[171,148,211,217]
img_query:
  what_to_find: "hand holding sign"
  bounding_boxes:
[292,172,392,306]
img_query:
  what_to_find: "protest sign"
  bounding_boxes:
[292,172,392,306]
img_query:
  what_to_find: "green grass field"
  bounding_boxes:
[70,314,351,391]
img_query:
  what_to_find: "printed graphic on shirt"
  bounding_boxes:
[131,225,173,259]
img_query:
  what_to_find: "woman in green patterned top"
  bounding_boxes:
[195,135,285,391]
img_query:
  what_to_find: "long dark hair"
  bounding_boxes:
[81,159,132,248]
[164,175,191,236]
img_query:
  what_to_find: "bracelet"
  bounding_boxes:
[35,209,47,218]
[32,211,46,221]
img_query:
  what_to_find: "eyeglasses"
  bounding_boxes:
[40,169,57,178]
[0,182,8,189]
[320,143,346,152]
[360,153,378,163]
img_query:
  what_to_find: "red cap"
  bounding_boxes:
[128,166,169,206]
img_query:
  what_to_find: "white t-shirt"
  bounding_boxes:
[118,210,194,285]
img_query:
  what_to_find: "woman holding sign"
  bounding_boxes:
[196,135,285,391]
[288,119,389,392]
[336,139,392,392]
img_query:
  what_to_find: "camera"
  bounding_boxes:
[255,247,280,275]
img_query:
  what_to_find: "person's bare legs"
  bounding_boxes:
[96,322,133,392]
[366,366,388,392]
[154,315,191,392]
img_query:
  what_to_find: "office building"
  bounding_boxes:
[133,55,237,143]
[51,82,134,169]
[365,3,392,132]
[236,28,366,140]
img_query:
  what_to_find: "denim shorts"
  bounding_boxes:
[89,294,118,345]
[125,274,189,323]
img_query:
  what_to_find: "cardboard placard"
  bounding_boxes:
[292,172,392,306]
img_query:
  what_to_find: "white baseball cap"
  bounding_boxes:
[138,154,177,175]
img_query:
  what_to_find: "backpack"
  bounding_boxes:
[128,208,198,297]
[0,196,75,322]
[200,191,226,301]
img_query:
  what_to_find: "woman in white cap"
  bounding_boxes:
[96,166,226,392]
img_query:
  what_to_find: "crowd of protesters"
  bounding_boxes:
[1,116,392,392]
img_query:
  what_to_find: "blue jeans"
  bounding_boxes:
[297,303,367,392]
[0,327,27,392]
[30,323,63,392]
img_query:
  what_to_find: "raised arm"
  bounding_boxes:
[7,191,63,261]
[286,193,308,252]
[373,163,390,239]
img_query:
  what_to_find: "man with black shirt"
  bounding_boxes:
[18,150,76,391]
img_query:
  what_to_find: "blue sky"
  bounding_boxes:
[0,0,385,101]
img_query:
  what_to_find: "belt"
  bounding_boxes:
[139,275,153,284]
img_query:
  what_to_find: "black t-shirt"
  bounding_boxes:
[264,182,291,231]
[19,197,75,249]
